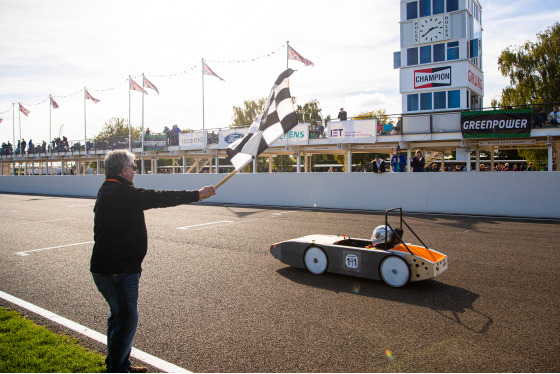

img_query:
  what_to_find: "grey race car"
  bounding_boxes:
[269,208,448,287]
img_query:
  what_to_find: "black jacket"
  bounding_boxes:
[372,160,385,173]
[90,176,199,274]
[411,156,425,172]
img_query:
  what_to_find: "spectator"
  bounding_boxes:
[411,150,425,172]
[90,150,216,374]
[371,155,385,174]
[390,146,406,172]
[28,139,34,154]
[21,139,27,156]
[145,128,151,136]
[535,108,546,128]
[315,121,324,138]
[172,124,181,146]
[549,106,559,124]
[527,162,535,171]
[337,108,347,121]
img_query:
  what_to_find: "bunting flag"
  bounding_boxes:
[50,96,59,109]
[203,61,225,81]
[288,45,314,67]
[85,89,100,103]
[0,118,3,124]
[143,76,159,95]
[226,69,298,171]
[19,103,30,116]
[130,77,148,94]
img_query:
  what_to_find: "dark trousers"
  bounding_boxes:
[92,273,141,373]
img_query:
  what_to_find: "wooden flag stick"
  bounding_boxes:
[215,169,237,189]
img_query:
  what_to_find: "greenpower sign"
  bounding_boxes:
[144,135,168,151]
[461,108,532,138]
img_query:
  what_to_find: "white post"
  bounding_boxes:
[128,76,132,151]
[297,151,301,173]
[475,148,480,172]
[491,149,495,171]
[253,157,257,173]
[201,58,205,132]
[407,147,412,173]
[547,136,553,172]
[83,88,87,154]
[346,150,352,173]
[142,73,145,152]
[215,154,219,174]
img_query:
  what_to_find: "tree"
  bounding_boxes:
[95,117,141,140]
[354,109,392,125]
[497,22,560,106]
[231,98,267,128]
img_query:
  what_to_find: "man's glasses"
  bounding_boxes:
[125,164,137,171]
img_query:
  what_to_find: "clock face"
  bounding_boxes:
[419,16,444,42]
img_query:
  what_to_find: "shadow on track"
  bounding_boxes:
[277,267,493,333]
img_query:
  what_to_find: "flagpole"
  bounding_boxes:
[286,41,289,68]
[49,95,52,151]
[18,103,21,156]
[12,103,15,153]
[128,76,132,151]
[201,58,205,132]
[84,87,87,154]
[142,73,145,154]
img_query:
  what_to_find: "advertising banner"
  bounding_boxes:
[143,135,168,151]
[271,123,309,147]
[179,131,206,150]
[328,119,377,143]
[461,109,532,138]
[218,128,249,148]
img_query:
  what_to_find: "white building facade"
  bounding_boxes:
[394,0,483,113]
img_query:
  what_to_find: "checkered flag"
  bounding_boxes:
[226,69,298,171]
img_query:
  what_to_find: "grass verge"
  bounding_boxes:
[0,306,106,373]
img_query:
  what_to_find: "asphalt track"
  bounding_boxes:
[0,192,559,373]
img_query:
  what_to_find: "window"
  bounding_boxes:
[433,43,445,62]
[421,92,433,110]
[434,91,446,109]
[447,0,458,12]
[448,90,460,108]
[407,47,418,66]
[393,52,401,69]
[407,1,418,20]
[469,38,479,58]
[447,41,459,60]
[420,45,431,64]
[433,0,445,14]
[419,0,431,17]
[407,94,419,111]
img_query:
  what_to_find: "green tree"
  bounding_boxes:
[95,117,141,140]
[231,98,267,128]
[355,108,391,125]
[498,22,560,106]
[518,149,548,170]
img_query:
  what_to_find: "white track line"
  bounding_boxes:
[0,290,190,373]
[14,241,94,256]
[176,220,235,230]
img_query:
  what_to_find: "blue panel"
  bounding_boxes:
[421,92,433,110]
[448,90,460,108]
[433,0,444,14]
[407,94,419,111]
[420,45,431,64]
[407,1,418,20]
[433,43,445,62]
[407,47,418,66]
[420,0,431,17]
[434,91,446,109]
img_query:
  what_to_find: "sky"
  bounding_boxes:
[1,0,559,145]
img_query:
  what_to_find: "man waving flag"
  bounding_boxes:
[226,69,298,171]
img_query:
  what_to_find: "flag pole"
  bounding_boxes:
[201,58,205,132]
[84,87,87,154]
[49,94,52,151]
[215,169,236,189]
[142,73,145,153]
[128,76,132,151]
[18,103,21,156]
[12,103,15,153]
[286,41,289,68]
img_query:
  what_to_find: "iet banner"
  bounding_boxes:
[328,119,377,143]
[144,135,168,151]
[461,109,532,138]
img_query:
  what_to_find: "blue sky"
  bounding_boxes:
[0,0,559,144]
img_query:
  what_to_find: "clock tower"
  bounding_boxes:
[394,0,483,113]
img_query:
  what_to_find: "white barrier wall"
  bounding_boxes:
[0,172,559,218]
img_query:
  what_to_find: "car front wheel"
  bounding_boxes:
[304,246,328,275]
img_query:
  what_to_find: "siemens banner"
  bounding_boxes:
[461,109,532,138]
[271,123,309,146]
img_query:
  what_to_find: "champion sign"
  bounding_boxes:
[414,66,451,89]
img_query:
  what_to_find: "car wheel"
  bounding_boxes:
[379,255,410,287]
[304,246,328,275]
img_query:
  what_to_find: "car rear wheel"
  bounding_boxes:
[304,246,328,275]
[379,255,410,287]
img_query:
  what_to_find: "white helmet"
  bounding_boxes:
[371,225,393,246]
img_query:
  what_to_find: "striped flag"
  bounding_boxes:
[130,77,148,94]
[288,45,314,67]
[226,69,298,171]
[85,89,100,103]
[50,96,59,109]
[19,103,30,116]
[203,61,225,81]
[143,76,159,95]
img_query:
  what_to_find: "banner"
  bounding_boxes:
[179,131,206,150]
[461,109,532,138]
[144,135,168,151]
[219,128,249,148]
[271,123,309,146]
[328,119,377,143]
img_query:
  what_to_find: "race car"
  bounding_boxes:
[269,208,447,287]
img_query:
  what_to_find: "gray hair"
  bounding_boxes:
[104,150,135,177]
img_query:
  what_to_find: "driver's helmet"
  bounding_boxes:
[371,225,393,246]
